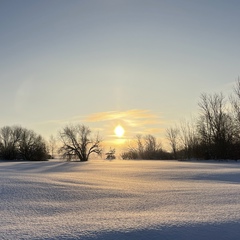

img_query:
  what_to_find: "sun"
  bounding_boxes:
[114,125,125,137]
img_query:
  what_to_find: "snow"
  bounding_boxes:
[1,159,240,239]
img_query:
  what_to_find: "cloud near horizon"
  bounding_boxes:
[86,109,161,124]
[85,109,164,137]
[33,109,164,142]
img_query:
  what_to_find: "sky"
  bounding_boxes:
[1,0,240,150]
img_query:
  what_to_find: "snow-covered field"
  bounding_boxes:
[1,160,240,240]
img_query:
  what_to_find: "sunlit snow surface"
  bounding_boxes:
[1,160,240,240]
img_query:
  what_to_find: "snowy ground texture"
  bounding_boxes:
[1,160,240,240]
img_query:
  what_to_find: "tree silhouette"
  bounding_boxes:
[198,93,234,159]
[105,148,116,160]
[48,135,57,159]
[166,127,179,159]
[59,124,102,161]
[0,126,48,161]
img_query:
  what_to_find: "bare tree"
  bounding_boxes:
[166,127,179,159]
[121,134,164,160]
[179,119,200,159]
[19,128,48,161]
[136,134,144,159]
[232,78,240,119]
[48,135,57,159]
[143,134,162,159]
[0,126,22,160]
[59,124,102,161]
[198,93,234,159]
[230,78,240,137]
[0,126,48,161]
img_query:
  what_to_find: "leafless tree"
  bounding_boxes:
[232,78,240,118]
[48,135,57,159]
[19,128,48,161]
[121,134,164,160]
[166,127,179,159]
[198,93,234,159]
[0,126,22,159]
[143,134,162,159]
[179,119,200,159]
[230,78,240,138]
[136,134,144,159]
[0,126,47,160]
[59,124,102,161]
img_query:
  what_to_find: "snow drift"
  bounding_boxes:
[0,160,240,239]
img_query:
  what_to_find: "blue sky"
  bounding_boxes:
[1,0,240,148]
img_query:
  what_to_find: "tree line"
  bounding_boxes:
[0,126,48,161]
[0,124,102,161]
[121,79,240,160]
[165,79,240,160]
[1,79,240,162]
[120,134,171,160]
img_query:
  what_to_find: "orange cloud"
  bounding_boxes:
[86,109,161,125]
[85,109,164,140]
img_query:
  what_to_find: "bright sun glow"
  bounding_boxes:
[114,125,125,137]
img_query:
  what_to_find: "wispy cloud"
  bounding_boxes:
[38,109,162,127]
[85,109,164,139]
[34,109,164,141]
[86,109,161,125]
